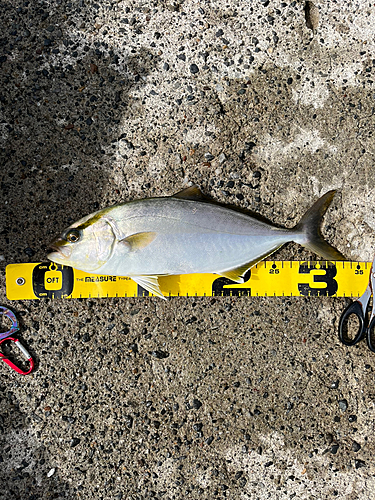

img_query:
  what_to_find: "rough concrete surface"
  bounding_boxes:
[1,0,375,499]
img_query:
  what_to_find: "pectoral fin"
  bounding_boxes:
[132,275,166,300]
[121,232,157,251]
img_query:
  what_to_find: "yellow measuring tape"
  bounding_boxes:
[5,261,370,300]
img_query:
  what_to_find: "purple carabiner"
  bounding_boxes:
[0,306,19,340]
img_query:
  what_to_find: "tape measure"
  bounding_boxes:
[5,261,370,300]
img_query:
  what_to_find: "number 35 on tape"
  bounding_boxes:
[5,261,369,300]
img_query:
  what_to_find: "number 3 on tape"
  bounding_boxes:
[298,262,338,297]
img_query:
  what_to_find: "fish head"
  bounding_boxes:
[47,212,116,272]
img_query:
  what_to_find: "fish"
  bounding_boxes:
[47,186,345,299]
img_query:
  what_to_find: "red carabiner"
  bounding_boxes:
[0,337,34,375]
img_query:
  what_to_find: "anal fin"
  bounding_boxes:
[218,245,283,283]
[132,275,166,300]
[218,262,255,283]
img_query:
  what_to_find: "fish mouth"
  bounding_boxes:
[47,240,72,261]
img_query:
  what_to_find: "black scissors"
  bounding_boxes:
[339,258,375,352]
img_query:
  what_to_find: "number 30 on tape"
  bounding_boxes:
[5,261,369,300]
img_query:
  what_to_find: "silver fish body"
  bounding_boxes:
[48,187,345,298]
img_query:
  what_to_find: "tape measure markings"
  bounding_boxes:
[5,261,370,300]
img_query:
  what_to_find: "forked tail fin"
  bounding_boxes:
[293,190,346,261]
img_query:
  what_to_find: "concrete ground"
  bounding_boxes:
[1,0,375,498]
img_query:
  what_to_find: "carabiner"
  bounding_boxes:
[0,306,19,340]
[0,336,34,375]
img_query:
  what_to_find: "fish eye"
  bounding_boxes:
[66,229,81,243]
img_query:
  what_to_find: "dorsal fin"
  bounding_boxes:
[173,186,206,201]
[172,186,282,228]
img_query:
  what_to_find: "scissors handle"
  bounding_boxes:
[339,300,365,346]
[366,315,375,353]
